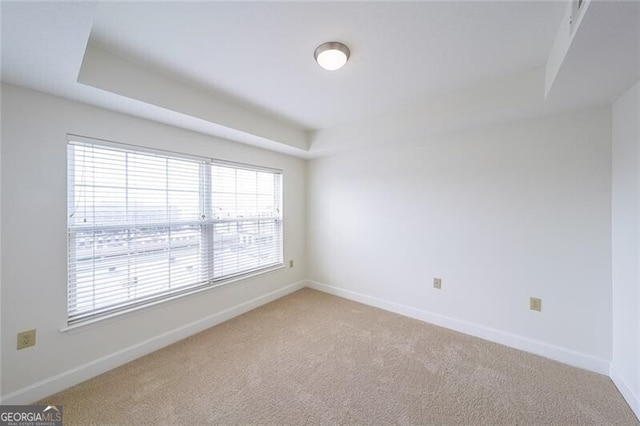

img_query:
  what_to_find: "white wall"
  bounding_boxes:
[0,79,629,410]
[0,83,4,407]
[611,80,640,417]
[308,107,613,369]
[0,83,307,402]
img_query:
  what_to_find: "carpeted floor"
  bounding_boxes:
[40,288,638,425]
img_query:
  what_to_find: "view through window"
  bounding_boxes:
[67,137,283,325]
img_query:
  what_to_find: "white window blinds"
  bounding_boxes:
[67,137,283,325]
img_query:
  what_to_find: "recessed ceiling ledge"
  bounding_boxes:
[77,41,310,155]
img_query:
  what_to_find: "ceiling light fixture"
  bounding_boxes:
[314,41,350,71]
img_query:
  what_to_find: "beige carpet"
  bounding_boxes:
[40,288,638,425]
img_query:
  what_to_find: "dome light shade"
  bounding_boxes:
[314,42,350,71]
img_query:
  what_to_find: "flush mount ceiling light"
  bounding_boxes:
[314,41,350,71]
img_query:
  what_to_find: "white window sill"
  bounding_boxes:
[60,264,285,333]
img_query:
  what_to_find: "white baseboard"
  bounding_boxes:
[0,280,306,405]
[307,281,610,375]
[1,279,621,409]
[610,364,640,420]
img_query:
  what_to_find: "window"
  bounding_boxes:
[67,136,283,325]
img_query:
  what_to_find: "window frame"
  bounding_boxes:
[66,134,284,326]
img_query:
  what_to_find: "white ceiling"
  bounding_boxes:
[89,1,565,130]
[1,1,636,158]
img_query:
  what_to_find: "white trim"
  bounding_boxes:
[0,280,305,405]
[1,279,624,407]
[610,364,640,420]
[307,281,610,375]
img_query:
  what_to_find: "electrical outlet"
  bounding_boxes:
[530,297,542,312]
[433,278,442,289]
[289,259,294,268]
[17,329,36,350]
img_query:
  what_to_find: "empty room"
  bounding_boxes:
[1,0,639,424]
